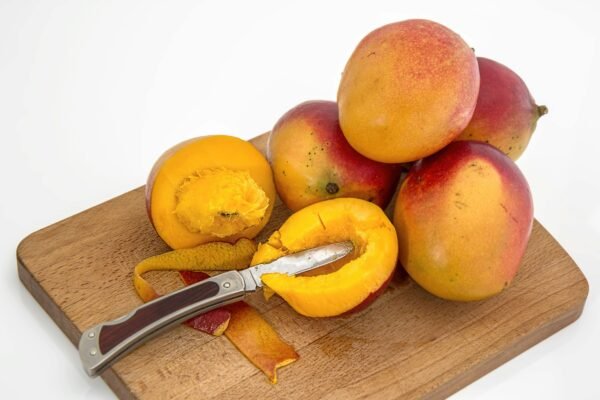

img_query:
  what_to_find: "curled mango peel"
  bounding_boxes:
[133,238,257,302]
[132,239,256,336]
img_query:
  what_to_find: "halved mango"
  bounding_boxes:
[251,198,398,317]
[146,135,276,249]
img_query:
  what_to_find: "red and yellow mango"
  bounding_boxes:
[393,141,533,301]
[338,19,480,163]
[268,100,401,211]
[455,57,547,160]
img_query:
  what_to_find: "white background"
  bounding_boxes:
[1,1,599,399]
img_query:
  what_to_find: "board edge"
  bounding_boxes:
[425,292,587,400]
[16,251,133,400]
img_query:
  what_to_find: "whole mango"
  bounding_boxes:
[455,57,547,160]
[393,141,533,301]
[338,19,479,163]
[268,100,401,211]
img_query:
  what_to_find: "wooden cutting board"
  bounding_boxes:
[17,134,588,400]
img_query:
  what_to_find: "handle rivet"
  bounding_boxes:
[223,282,231,289]
[88,331,95,338]
[89,348,98,356]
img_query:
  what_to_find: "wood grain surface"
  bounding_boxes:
[17,133,588,399]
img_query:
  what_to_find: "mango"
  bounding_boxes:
[455,57,547,160]
[268,100,401,211]
[393,141,533,301]
[252,198,398,317]
[146,135,276,249]
[338,19,479,163]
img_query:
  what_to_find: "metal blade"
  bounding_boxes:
[239,241,354,291]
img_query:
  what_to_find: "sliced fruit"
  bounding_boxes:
[251,198,398,317]
[146,135,276,249]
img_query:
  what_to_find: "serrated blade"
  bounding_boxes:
[239,241,354,291]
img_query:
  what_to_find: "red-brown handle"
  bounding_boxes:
[99,280,219,353]
[79,270,246,376]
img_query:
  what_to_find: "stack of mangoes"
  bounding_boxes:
[268,19,542,302]
[146,19,544,314]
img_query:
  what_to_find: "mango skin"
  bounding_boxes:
[338,19,480,163]
[393,141,533,301]
[268,100,401,211]
[455,57,547,160]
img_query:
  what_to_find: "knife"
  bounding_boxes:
[78,241,353,377]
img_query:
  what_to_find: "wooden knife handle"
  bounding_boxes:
[78,270,246,377]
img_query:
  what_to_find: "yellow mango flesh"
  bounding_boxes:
[174,168,269,237]
[251,198,398,317]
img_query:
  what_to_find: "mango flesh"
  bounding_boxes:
[146,135,276,249]
[252,198,398,317]
[393,141,533,301]
[455,57,547,160]
[268,100,401,211]
[338,19,479,163]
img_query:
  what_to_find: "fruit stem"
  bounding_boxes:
[537,105,548,117]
